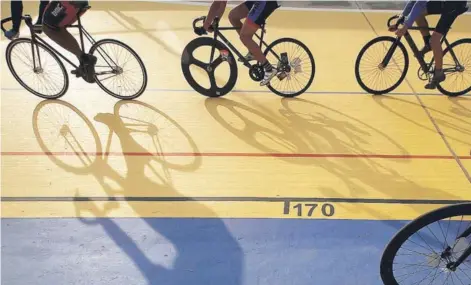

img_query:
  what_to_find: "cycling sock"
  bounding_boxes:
[262,60,272,72]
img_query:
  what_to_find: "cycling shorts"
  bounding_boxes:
[244,1,280,27]
[426,1,467,35]
[43,1,89,30]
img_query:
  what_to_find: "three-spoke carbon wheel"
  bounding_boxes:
[181,37,238,97]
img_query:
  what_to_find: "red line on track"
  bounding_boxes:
[1,151,470,160]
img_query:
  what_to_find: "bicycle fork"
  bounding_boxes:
[448,243,471,271]
[380,37,402,70]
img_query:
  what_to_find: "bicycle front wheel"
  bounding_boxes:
[89,39,148,100]
[380,203,471,285]
[181,37,238,97]
[437,38,471,97]
[263,37,315,97]
[6,38,68,99]
[355,36,409,95]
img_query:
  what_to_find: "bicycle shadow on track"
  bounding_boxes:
[372,95,471,150]
[204,96,465,224]
[31,99,243,285]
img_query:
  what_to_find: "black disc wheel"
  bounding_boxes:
[181,37,238,97]
[355,36,409,95]
[263,37,315,97]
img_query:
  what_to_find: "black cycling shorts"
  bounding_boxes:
[426,0,467,35]
[244,1,280,26]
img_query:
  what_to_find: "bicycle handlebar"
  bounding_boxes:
[387,14,404,29]
[1,17,13,33]
[193,16,206,31]
[193,16,221,35]
[1,15,33,33]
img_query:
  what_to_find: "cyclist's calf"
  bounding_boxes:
[42,24,82,59]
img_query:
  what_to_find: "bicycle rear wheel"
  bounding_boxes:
[437,38,471,97]
[355,36,409,95]
[380,203,471,285]
[89,39,148,100]
[6,38,68,99]
[263,37,315,97]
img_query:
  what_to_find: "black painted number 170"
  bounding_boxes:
[283,201,335,218]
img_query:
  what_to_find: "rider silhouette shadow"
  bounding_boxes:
[204,97,466,229]
[32,99,243,285]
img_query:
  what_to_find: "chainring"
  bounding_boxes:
[417,66,431,81]
[249,64,265,82]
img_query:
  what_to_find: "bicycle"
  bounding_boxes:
[181,16,315,98]
[1,5,148,100]
[355,7,471,97]
[380,202,471,284]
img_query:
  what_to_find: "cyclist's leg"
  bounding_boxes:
[228,2,250,34]
[417,1,444,55]
[36,1,50,26]
[425,1,465,89]
[42,1,96,83]
[415,15,432,53]
[5,0,23,40]
[229,2,254,61]
[240,1,279,85]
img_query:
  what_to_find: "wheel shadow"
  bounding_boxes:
[204,96,466,225]
[31,99,243,285]
[373,95,471,151]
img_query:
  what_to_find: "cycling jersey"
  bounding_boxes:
[402,0,467,34]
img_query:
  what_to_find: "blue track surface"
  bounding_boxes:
[2,218,408,285]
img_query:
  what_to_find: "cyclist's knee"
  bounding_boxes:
[228,10,242,26]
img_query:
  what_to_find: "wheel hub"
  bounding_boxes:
[33,67,43,73]
[112,66,124,75]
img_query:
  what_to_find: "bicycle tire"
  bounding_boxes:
[355,36,409,95]
[89,39,148,100]
[380,202,471,285]
[181,37,238,97]
[263,37,315,97]
[6,38,68,99]
[437,38,471,97]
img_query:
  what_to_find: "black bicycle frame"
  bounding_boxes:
[382,25,461,74]
[19,11,120,78]
[209,22,280,68]
[26,15,97,70]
